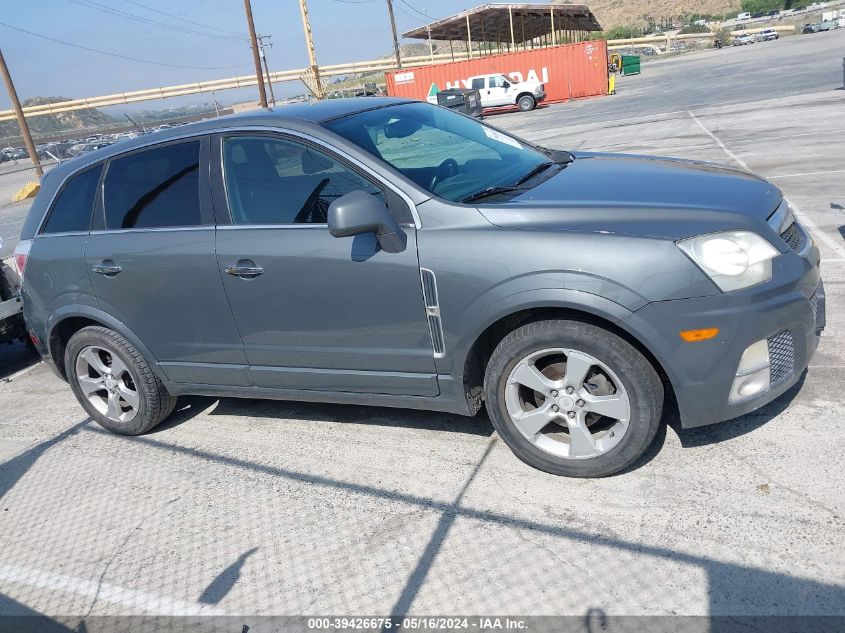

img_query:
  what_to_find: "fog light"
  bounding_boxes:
[729,339,771,403]
[730,366,770,402]
[737,339,769,375]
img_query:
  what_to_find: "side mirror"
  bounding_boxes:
[328,191,407,253]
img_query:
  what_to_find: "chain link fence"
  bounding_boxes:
[0,159,60,209]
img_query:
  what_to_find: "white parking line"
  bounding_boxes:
[0,563,227,616]
[688,111,845,259]
[768,169,845,179]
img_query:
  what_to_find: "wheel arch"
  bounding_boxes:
[515,92,536,108]
[455,292,676,414]
[47,306,167,383]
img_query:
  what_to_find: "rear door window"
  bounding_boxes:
[41,165,102,234]
[103,140,202,230]
[470,77,485,90]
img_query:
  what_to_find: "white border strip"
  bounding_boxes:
[0,563,227,616]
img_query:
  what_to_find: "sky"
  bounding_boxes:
[0,0,471,111]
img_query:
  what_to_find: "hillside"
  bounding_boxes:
[566,0,741,30]
[0,96,116,141]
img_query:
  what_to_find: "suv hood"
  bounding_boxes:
[477,152,782,240]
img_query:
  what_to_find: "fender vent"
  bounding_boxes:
[420,268,445,358]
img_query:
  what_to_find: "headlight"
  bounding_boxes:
[677,231,779,292]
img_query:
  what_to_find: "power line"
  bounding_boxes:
[0,21,250,70]
[120,0,246,37]
[68,0,246,40]
[397,0,432,20]
[394,4,428,24]
[328,0,377,4]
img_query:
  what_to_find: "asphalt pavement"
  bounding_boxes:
[0,31,843,624]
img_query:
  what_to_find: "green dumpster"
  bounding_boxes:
[621,55,641,76]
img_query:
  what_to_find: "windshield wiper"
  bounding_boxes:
[460,185,520,204]
[513,161,556,186]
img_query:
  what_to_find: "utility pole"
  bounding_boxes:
[258,35,277,106]
[385,0,402,69]
[243,0,268,108]
[0,48,42,177]
[298,0,325,100]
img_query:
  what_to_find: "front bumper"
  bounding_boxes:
[621,247,824,428]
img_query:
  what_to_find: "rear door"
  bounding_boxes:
[212,132,438,396]
[85,137,249,386]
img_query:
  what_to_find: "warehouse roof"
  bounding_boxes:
[402,3,602,43]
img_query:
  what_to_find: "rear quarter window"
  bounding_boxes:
[103,140,202,230]
[41,165,102,234]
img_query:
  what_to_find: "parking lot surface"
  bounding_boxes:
[1,33,844,623]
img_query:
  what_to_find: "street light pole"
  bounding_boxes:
[0,48,42,177]
[243,0,268,108]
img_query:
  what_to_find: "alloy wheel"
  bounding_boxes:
[504,347,631,459]
[75,346,140,424]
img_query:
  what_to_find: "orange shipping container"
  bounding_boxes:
[386,40,608,105]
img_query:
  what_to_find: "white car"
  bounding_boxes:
[467,74,546,112]
[733,33,755,45]
[756,28,779,41]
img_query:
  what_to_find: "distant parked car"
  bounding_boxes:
[802,23,818,33]
[1,147,27,161]
[733,33,755,45]
[67,141,114,158]
[756,28,779,41]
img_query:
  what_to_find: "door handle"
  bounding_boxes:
[91,261,122,276]
[225,260,264,279]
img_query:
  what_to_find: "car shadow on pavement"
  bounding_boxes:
[151,395,495,437]
[671,373,805,448]
[0,341,39,381]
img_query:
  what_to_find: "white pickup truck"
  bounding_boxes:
[466,74,546,112]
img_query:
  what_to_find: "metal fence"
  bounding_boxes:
[0,159,59,209]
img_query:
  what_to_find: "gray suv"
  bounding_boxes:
[16,98,824,477]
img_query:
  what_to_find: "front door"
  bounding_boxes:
[213,133,438,396]
[86,137,250,386]
[485,75,512,107]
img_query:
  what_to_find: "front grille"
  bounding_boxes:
[809,289,819,321]
[780,221,805,252]
[768,330,795,385]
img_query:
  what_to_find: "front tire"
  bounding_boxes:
[483,319,663,477]
[65,326,177,435]
[517,94,536,112]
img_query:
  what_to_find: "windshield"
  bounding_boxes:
[323,101,550,202]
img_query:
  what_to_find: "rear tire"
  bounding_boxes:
[65,326,176,435]
[517,94,536,112]
[483,319,663,477]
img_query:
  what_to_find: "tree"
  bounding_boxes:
[740,0,783,14]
